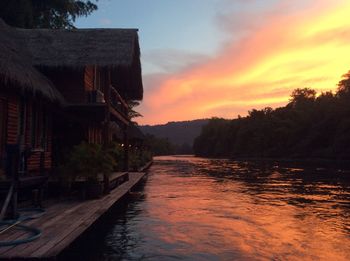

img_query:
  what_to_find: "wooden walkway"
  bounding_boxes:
[0,172,146,259]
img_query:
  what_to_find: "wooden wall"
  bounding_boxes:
[84,66,94,92]
[6,95,19,145]
[88,124,102,144]
[0,92,53,176]
[85,66,108,145]
[84,66,110,93]
[41,68,85,103]
[40,66,107,104]
[26,102,53,172]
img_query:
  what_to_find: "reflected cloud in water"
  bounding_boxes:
[70,156,350,260]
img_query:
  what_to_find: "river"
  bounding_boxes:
[65,156,350,260]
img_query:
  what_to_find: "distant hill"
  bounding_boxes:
[140,119,209,147]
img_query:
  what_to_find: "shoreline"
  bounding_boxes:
[160,155,350,169]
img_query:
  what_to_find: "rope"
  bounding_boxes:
[0,208,44,247]
[0,220,21,235]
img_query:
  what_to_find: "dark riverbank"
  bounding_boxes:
[198,156,350,170]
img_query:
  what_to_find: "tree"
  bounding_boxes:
[144,134,175,156]
[337,71,350,98]
[289,88,316,108]
[127,100,143,125]
[0,0,98,29]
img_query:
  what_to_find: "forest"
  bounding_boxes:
[143,134,176,156]
[193,71,350,160]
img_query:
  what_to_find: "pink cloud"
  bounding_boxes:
[138,0,350,125]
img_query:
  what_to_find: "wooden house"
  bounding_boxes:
[0,20,63,179]
[15,27,143,168]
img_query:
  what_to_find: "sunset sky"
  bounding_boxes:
[76,0,350,125]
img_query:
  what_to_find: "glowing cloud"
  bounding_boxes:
[139,0,350,125]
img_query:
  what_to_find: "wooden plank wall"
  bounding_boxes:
[26,101,53,173]
[0,92,53,175]
[40,68,85,103]
[88,125,102,144]
[84,66,94,92]
[6,95,19,145]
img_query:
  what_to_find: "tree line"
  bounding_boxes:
[193,71,350,160]
[143,134,193,156]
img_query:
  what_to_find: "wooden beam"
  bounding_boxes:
[0,184,13,220]
[110,85,128,109]
[110,106,129,125]
[123,127,129,171]
[103,68,111,145]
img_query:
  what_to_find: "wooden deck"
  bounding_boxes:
[0,172,146,259]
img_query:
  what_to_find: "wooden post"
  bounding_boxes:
[39,151,45,175]
[103,68,111,145]
[3,144,20,219]
[11,145,19,220]
[123,126,129,172]
[0,184,13,220]
[102,68,112,194]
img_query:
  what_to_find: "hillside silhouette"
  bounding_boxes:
[140,119,208,153]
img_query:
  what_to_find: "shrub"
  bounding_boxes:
[105,142,124,171]
[129,149,153,171]
[60,142,117,183]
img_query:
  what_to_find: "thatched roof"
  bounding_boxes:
[0,20,64,103]
[15,27,143,100]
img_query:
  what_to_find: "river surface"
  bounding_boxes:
[66,156,350,260]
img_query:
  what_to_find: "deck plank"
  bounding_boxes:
[1,201,83,255]
[0,172,146,259]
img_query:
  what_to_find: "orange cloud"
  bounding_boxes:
[139,0,350,125]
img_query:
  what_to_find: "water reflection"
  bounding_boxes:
[74,156,350,260]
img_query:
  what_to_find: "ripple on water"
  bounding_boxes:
[66,156,350,261]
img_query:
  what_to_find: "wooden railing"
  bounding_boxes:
[110,85,128,119]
